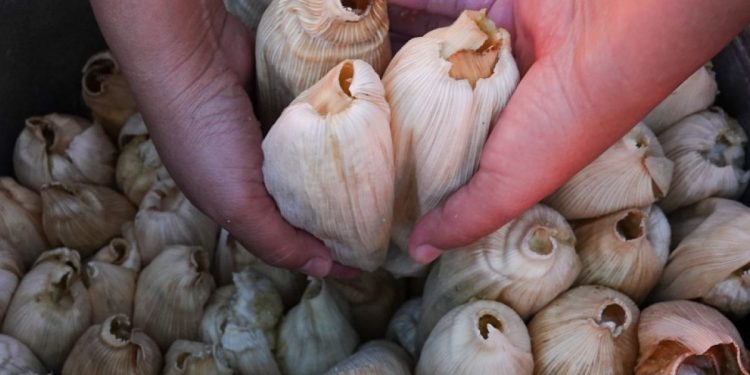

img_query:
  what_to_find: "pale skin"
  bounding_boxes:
[90,0,750,277]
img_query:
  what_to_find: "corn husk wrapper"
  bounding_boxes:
[386,297,421,358]
[330,269,406,340]
[262,60,394,271]
[654,198,750,318]
[41,182,136,256]
[276,278,359,375]
[13,113,116,191]
[220,323,282,375]
[255,0,391,126]
[0,239,24,323]
[529,286,639,375]
[574,205,670,303]
[117,134,162,206]
[200,270,283,346]
[61,314,162,375]
[133,245,215,351]
[223,0,272,30]
[0,177,48,267]
[0,334,47,375]
[545,123,674,219]
[658,108,749,213]
[384,10,520,277]
[418,204,580,347]
[134,177,218,264]
[416,300,532,375]
[324,340,412,375]
[1,248,91,370]
[636,300,749,374]
[82,241,138,323]
[163,340,233,375]
[118,112,148,148]
[644,65,717,134]
[92,229,141,271]
[213,229,305,307]
[82,51,138,140]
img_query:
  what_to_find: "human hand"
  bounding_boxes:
[391,0,750,263]
[90,0,356,278]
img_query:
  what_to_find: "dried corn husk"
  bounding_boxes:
[133,245,215,351]
[325,340,412,375]
[82,51,138,140]
[1,248,91,370]
[223,0,272,30]
[0,177,48,267]
[636,300,749,374]
[82,253,137,323]
[41,182,136,256]
[255,0,391,126]
[416,300,532,375]
[529,286,639,375]
[644,65,717,134]
[0,239,24,323]
[220,323,282,375]
[330,269,406,340]
[545,123,674,219]
[200,269,283,346]
[0,334,47,375]
[386,298,421,358]
[262,60,394,271]
[384,10,520,276]
[658,108,749,213]
[92,231,141,271]
[418,204,580,347]
[163,340,233,375]
[213,229,305,307]
[13,113,116,190]
[118,112,148,148]
[574,205,670,302]
[61,314,162,375]
[134,177,218,264]
[654,198,750,318]
[276,278,359,375]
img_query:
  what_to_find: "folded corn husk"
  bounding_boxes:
[61,314,162,375]
[636,300,749,374]
[133,245,215,351]
[529,286,639,375]
[384,9,519,276]
[134,177,218,264]
[644,65,717,134]
[545,122,674,219]
[418,204,580,347]
[574,205,670,303]
[276,279,359,375]
[262,60,394,271]
[213,229,305,307]
[82,51,138,140]
[416,300,533,375]
[653,198,750,318]
[0,334,47,375]
[0,177,48,267]
[223,0,272,31]
[386,298,421,358]
[163,340,233,375]
[330,269,406,340]
[91,229,141,271]
[13,113,116,191]
[255,0,391,126]
[0,239,24,323]
[82,240,138,323]
[324,340,412,375]
[2,248,91,370]
[220,323,282,375]
[658,108,749,213]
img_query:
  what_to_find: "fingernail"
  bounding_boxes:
[412,244,442,264]
[300,257,332,278]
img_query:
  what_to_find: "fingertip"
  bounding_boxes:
[409,244,442,264]
[299,256,333,278]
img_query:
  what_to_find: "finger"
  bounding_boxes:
[388,0,515,39]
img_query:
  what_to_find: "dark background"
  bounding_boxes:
[0,0,748,340]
